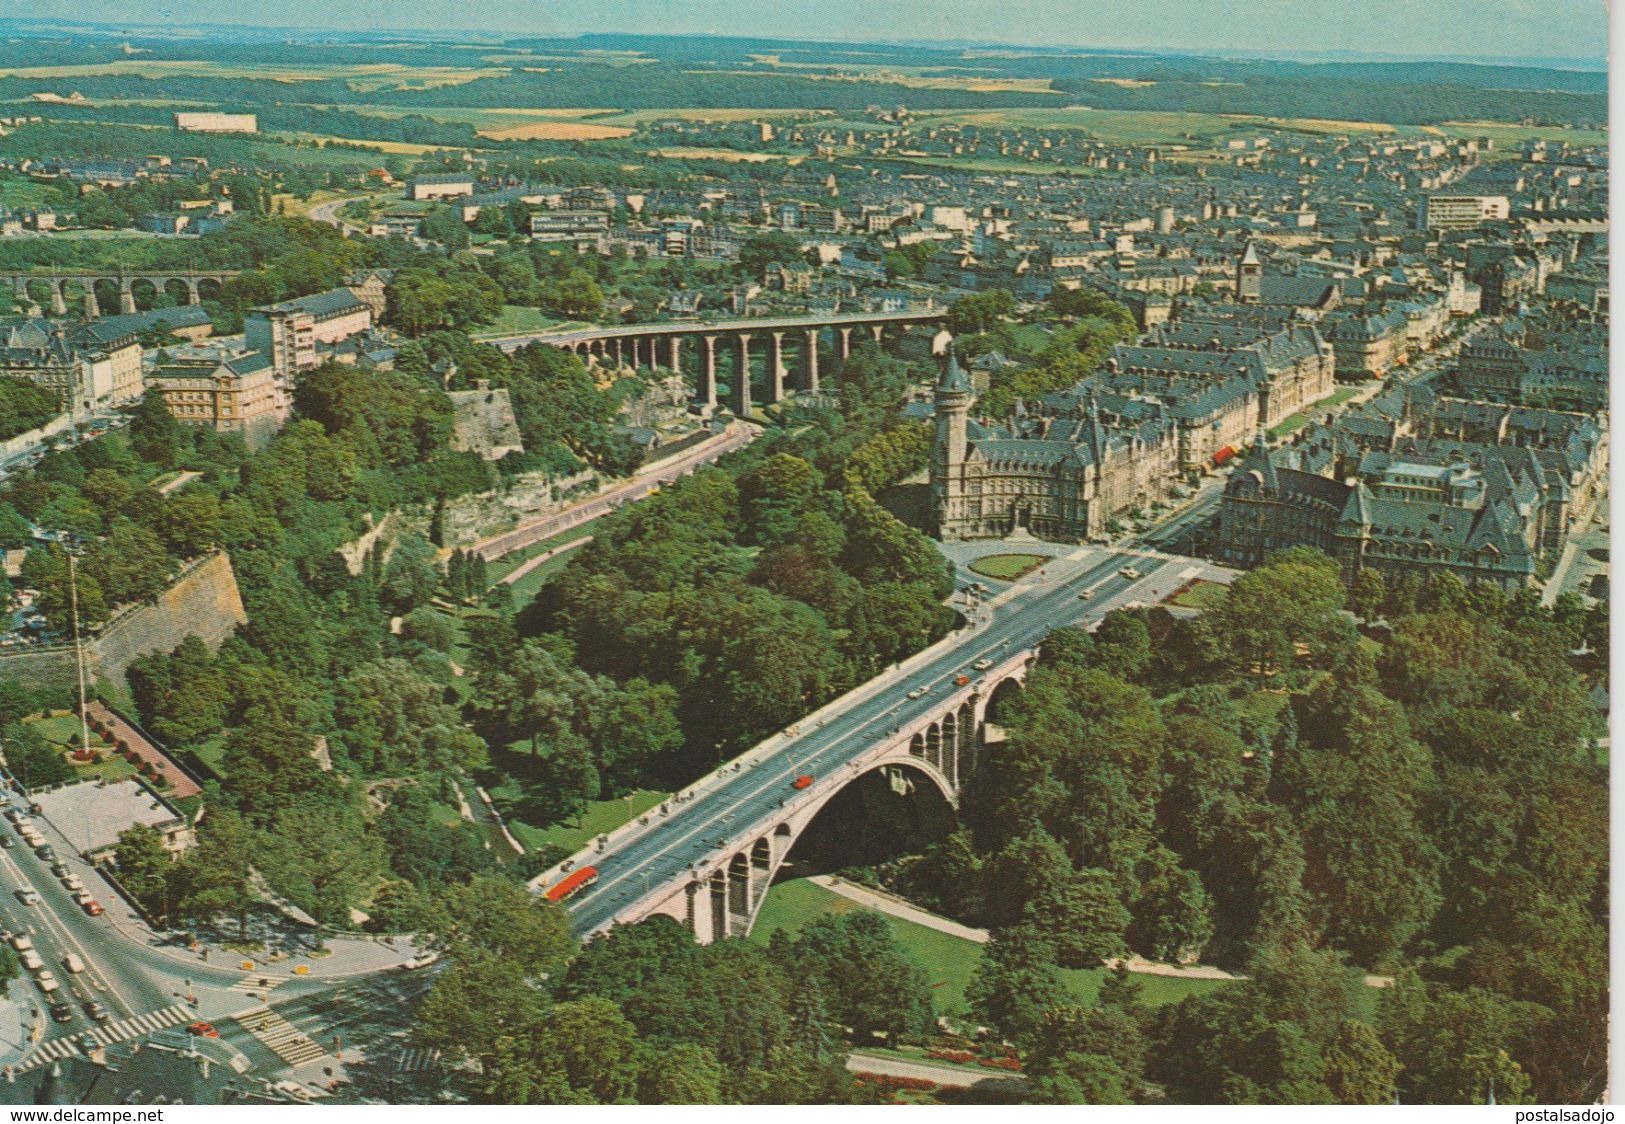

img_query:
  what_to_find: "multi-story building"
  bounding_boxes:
[407,174,476,201]
[530,210,611,242]
[173,112,257,134]
[1417,194,1511,230]
[244,289,373,381]
[932,353,1178,542]
[0,318,144,414]
[148,349,283,450]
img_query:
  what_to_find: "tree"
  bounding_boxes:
[1028,1053,1133,1104]
[738,230,804,278]
[113,824,176,921]
[535,997,641,1104]
[778,912,933,1046]
[1321,1021,1400,1104]
[946,289,1015,335]
[1215,548,1347,682]
[1348,568,1385,623]
[966,924,1068,1046]
[637,1042,723,1104]
[418,947,547,1071]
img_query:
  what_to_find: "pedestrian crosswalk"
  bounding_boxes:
[397,1046,441,1073]
[229,975,287,996]
[21,1004,192,1069]
[233,1005,326,1067]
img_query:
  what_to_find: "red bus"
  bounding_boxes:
[544,866,599,902]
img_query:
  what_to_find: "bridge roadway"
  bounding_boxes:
[479,308,946,351]
[551,543,1195,939]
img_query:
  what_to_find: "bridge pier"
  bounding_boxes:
[49,280,66,317]
[764,332,785,404]
[699,335,718,410]
[803,328,820,393]
[870,323,884,345]
[837,326,853,361]
[118,280,136,316]
[731,333,752,417]
[185,279,201,305]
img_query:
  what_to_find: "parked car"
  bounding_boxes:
[50,862,69,879]
[15,888,39,906]
[60,874,82,892]
[84,1001,110,1023]
[62,954,84,974]
[77,895,103,917]
[11,932,32,951]
[35,970,58,993]
[19,950,42,971]
[34,844,54,861]
[49,1001,74,1024]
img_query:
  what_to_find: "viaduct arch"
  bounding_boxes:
[564,651,1035,945]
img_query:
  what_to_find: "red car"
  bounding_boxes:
[187,1021,220,1038]
[79,899,103,917]
[792,775,814,790]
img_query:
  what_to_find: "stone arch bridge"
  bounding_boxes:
[535,641,1035,945]
[1,269,240,318]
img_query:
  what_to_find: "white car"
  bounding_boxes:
[1119,567,1142,580]
[906,687,927,700]
[60,874,82,892]
[62,954,84,974]
[11,933,32,952]
[15,889,39,907]
[35,970,58,993]
[19,950,41,971]
[972,658,993,671]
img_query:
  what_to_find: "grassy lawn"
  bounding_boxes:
[1270,385,1361,437]
[968,553,1049,582]
[504,537,594,605]
[503,788,671,855]
[485,523,598,582]
[476,306,567,337]
[189,734,227,779]
[1169,579,1229,611]
[751,878,1230,1017]
[23,712,136,785]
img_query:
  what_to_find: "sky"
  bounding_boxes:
[12,0,1611,64]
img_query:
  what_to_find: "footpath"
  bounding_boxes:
[812,876,1393,988]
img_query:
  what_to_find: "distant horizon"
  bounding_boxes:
[0,3,1609,69]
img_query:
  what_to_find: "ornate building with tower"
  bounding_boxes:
[930,352,1174,542]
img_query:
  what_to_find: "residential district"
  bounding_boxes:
[0,26,1604,1108]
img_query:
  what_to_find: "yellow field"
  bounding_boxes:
[650,147,792,162]
[278,132,450,155]
[478,121,633,141]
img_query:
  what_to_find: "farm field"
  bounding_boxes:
[478,121,633,141]
[0,59,505,88]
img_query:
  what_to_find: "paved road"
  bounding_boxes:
[0,779,420,1072]
[472,421,757,561]
[558,542,1198,937]
[847,1050,1022,1088]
